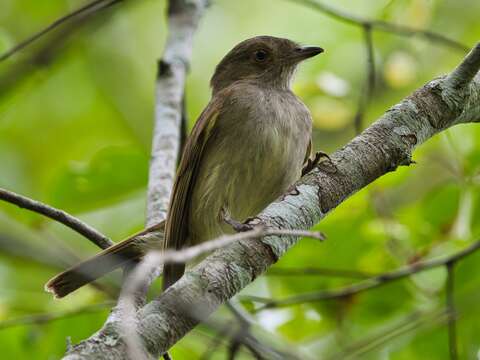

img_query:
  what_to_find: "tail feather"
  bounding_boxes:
[45,222,164,298]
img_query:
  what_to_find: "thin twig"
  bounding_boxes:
[227,340,242,360]
[128,0,204,311]
[266,266,374,279]
[0,0,124,94]
[446,262,458,360]
[199,323,234,360]
[0,302,114,330]
[245,238,480,311]
[0,187,113,249]
[446,42,480,88]
[118,227,323,358]
[0,0,122,62]
[125,227,325,296]
[114,1,208,358]
[287,0,469,52]
[354,23,375,133]
[202,318,299,360]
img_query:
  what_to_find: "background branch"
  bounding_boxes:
[244,237,480,310]
[266,266,374,279]
[287,0,469,52]
[0,0,125,93]
[354,23,375,133]
[0,0,122,62]
[59,1,208,358]
[0,187,113,249]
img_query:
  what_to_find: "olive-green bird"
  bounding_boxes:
[46,35,323,298]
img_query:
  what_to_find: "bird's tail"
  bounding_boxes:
[45,222,165,298]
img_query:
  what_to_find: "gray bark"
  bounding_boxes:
[146,0,205,227]
[63,42,480,359]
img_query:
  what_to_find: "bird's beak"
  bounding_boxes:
[292,46,324,61]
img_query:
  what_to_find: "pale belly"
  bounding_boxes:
[188,110,310,245]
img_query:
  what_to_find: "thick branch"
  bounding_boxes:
[64,44,480,358]
[0,187,113,249]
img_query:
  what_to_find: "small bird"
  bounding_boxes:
[46,36,323,298]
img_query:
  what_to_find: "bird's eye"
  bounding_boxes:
[254,49,268,62]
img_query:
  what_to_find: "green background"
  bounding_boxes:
[1,0,480,358]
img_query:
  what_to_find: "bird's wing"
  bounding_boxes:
[304,138,313,165]
[162,96,222,288]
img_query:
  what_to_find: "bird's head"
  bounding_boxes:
[210,35,323,94]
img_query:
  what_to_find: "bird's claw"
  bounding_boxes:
[302,151,330,176]
[221,208,255,232]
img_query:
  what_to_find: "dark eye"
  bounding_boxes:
[254,49,268,62]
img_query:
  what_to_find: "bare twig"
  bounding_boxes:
[287,0,469,52]
[0,187,113,249]
[85,1,207,359]
[0,0,124,94]
[227,340,242,360]
[125,228,325,297]
[146,0,202,227]
[0,0,122,62]
[201,318,300,360]
[446,42,480,88]
[0,302,114,330]
[244,238,480,311]
[354,23,375,133]
[125,0,208,311]
[119,227,323,358]
[266,266,374,279]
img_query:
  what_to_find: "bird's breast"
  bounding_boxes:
[189,88,312,245]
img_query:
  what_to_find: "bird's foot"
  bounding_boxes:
[302,150,331,176]
[221,208,255,232]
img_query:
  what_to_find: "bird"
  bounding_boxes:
[45,35,323,298]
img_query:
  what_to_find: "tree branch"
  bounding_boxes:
[58,1,207,358]
[63,43,480,359]
[0,187,113,249]
[266,266,374,279]
[0,0,122,62]
[0,0,124,93]
[244,237,480,310]
[287,0,469,52]
[354,23,375,133]
[124,0,208,309]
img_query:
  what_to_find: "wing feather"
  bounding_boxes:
[162,98,221,288]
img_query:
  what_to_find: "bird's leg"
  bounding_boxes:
[301,150,331,176]
[221,208,255,232]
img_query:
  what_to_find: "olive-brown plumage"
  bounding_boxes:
[46,36,323,298]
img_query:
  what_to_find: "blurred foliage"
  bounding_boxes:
[0,0,480,359]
